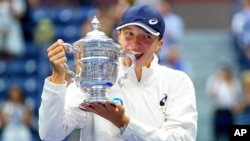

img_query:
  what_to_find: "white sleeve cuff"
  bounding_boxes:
[41,77,68,100]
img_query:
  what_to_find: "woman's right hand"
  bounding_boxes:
[47,39,68,84]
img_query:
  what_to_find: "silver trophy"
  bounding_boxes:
[64,16,136,110]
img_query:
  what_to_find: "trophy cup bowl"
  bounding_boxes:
[63,16,136,110]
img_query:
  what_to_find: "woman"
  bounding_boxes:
[39,5,197,141]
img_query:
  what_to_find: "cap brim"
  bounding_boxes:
[116,23,160,36]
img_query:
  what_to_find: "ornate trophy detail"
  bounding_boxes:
[63,16,136,110]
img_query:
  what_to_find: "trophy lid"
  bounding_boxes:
[80,16,114,42]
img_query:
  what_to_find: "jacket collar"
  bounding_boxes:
[119,54,159,85]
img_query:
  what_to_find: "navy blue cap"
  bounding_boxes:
[116,5,165,39]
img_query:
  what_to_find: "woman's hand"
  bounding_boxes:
[82,102,130,128]
[47,39,67,84]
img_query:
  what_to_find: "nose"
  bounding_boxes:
[129,36,142,50]
[134,36,141,45]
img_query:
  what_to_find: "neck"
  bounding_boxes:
[135,55,155,81]
[135,68,142,81]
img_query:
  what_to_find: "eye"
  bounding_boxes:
[124,31,133,37]
[143,35,152,40]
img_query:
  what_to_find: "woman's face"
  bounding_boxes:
[118,25,163,68]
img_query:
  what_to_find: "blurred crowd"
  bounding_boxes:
[205,1,250,141]
[0,0,250,141]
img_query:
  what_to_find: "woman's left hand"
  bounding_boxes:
[82,102,130,128]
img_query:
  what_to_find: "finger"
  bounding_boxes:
[80,103,99,113]
[115,104,123,109]
[90,102,108,113]
[84,104,99,114]
[48,49,67,67]
[51,57,67,66]
[48,49,67,62]
[47,41,59,52]
[47,39,66,52]
[114,104,125,113]
[47,45,65,58]
[103,103,117,112]
[48,53,67,66]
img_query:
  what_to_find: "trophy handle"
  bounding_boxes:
[118,50,136,87]
[63,43,80,82]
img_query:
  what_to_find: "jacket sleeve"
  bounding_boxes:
[38,78,87,141]
[121,71,197,141]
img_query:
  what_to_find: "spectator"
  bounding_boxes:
[205,64,241,141]
[163,44,192,77]
[33,18,55,48]
[234,70,250,124]
[82,0,135,41]
[0,84,35,141]
[81,0,118,37]
[231,0,250,37]
[0,0,26,58]
[239,33,250,71]
[112,0,135,41]
[231,0,250,71]
[157,0,185,65]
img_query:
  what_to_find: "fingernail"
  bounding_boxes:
[58,39,64,43]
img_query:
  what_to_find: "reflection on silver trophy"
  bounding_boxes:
[63,16,136,110]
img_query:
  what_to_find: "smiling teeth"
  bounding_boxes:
[131,51,143,55]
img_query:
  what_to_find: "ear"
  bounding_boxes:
[155,39,163,52]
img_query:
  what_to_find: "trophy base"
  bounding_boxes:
[79,85,115,111]
[79,96,115,111]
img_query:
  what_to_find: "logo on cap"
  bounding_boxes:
[149,18,158,25]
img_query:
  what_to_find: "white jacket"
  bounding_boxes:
[39,56,197,141]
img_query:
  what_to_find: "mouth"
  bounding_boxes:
[130,51,144,60]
